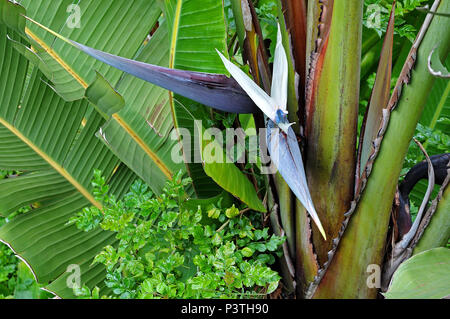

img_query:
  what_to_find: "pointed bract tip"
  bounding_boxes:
[277,23,282,45]
[216,47,277,122]
[216,48,225,61]
[317,222,327,240]
[309,207,327,240]
[216,48,226,61]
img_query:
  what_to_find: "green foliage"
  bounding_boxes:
[68,170,284,299]
[363,0,430,42]
[400,122,449,219]
[402,122,450,175]
[0,255,51,299]
[0,237,16,298]
[0,170,20,298]
[255,0,278,62]
[360,0,432,120]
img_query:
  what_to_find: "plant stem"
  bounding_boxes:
[313,0,450,298]
[305,0,363,265]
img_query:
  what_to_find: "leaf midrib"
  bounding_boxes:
[24,25,174,180]
[0,116,101,209]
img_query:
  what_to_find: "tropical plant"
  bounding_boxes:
[0,0,448,299]
[69,170,284,299]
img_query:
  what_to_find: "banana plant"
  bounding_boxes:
[0,0,449,299]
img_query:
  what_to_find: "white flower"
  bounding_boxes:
[216,24,294,134]
[217,24,326,240]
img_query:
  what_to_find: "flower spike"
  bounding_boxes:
[218,23,326,239]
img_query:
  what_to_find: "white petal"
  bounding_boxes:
[277,122,295,134]
[216,49,276,120]
[271,24,288,112]
[266,125,326,240]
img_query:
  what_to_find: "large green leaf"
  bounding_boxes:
[4,0,181,195]
[0,64,132,298]
[384,247,450,299]
[0,170,74,217]
[0,0,164,298]
[18,0,265,209]
[20,0,161,101]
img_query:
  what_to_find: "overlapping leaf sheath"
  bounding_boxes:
[310,0,450,298]
[304,0,362,267]
[357,5,396,192]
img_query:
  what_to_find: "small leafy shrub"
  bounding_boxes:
[0,246,49,299]
[0,233,16,298]
[363,0,429,42]
[69,170,284,299]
